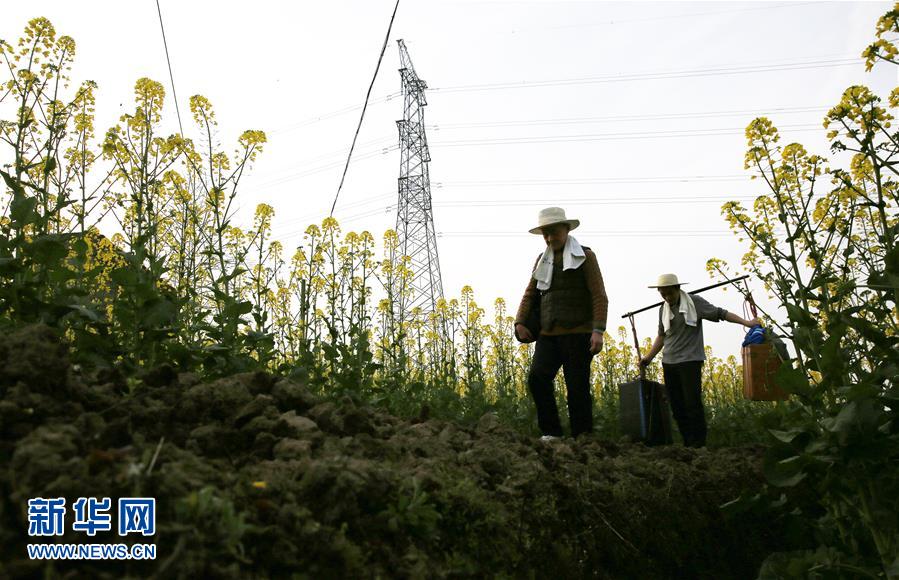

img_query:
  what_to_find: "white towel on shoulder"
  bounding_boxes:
[662,290,698,332]
[533,236,586,291]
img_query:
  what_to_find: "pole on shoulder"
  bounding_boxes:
[621,275,750,319]
[627,314,645,380]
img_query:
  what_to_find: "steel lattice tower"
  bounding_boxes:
[394,39,443,319]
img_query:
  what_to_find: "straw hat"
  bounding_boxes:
[648,273,688,288]
[528,207,580,235]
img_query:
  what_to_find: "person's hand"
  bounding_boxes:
[638,355,653,367]
[589,332,604,355]
[746,317,762,328]
[515,323,533,342]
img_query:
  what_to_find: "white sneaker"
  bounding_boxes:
[539,435,561,442]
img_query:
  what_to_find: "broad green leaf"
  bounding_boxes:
[764,454,807,487]
[143,299,178,327]
[0,169,25,196]
[825,401,858,433]
[774,364,809,396]
[43,157,57,176]
[109,267,138,286]
[29,235,68,264]
[10,195,37,227]
[769,428,804,444]
[68,304,103,322]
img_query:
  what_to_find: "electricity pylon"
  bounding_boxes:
[393,39,443,320]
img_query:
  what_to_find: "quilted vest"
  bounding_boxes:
[539,247,592,331]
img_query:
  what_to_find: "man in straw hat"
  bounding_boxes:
[638,273,759,447]
[515,207,609,441]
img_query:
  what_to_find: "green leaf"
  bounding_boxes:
[72,237,88,256]
[774,364,809,397]
[0,256,19,273]
[885,242,899,273]
[109,267,138,287]
[10,195,37,227]
[68,304,103,323]
[245,330,270,343]
[143,298,178,327]
[43,156,57,176]
[0,169,25,197]
[769,428,804,444]
[886,554,899,578]
[47,266,79,284]
[201,344,230,353]
[321,342,339,360]
[218,268,247,285]
[29,235,68,264]
[223,300,252,317]
[763,453,807,487]
[824,401,857,433]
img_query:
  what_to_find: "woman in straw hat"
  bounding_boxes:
[515,207,609,441]
[638,273,760,447]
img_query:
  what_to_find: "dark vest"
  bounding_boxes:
[540,247,592,330]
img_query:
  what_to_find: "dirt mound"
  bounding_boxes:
[0,324,782,578]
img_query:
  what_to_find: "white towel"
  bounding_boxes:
[662,290,698,332]
[533,236,586,291]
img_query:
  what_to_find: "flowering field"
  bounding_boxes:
[1,9,897,578]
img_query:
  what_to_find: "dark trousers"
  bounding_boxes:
[527,333,594,437]
[662,361,707,447]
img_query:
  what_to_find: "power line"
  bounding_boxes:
[271,192,395,230]
[269,54,858,131]
[428,57,860,94]
[272,203,395,240]
[252,145,399,190]
[267,183,755,235]
[269,91,401,136]
[250,123,817,192]
[436,230,741,238]
[293,136,394,167]
[269,192,785,242]
[426,105,829,131]
[542,1,823,30]
[256,163,749,193]
[155,0,184,135]
[432,196,761,207]
[272,98,826,138]
[254,106,826,186]
[330,0,401,217]
[429,124,820,147]
[435,175,747,187]
[251,135,395,181]
[276,185,763,224]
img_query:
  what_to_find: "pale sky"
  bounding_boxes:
[3,1,895,358]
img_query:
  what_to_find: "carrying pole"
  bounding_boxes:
[627,314,645,381]
[621,275,749,319]
[742,279,759,318]
[628,314,660,439]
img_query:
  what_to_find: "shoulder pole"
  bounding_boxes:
[621,275,749,319]
[627,314,645,380]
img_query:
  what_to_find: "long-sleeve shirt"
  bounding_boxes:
[515,248,609,336]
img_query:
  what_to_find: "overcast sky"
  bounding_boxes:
[3,1,896,358]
